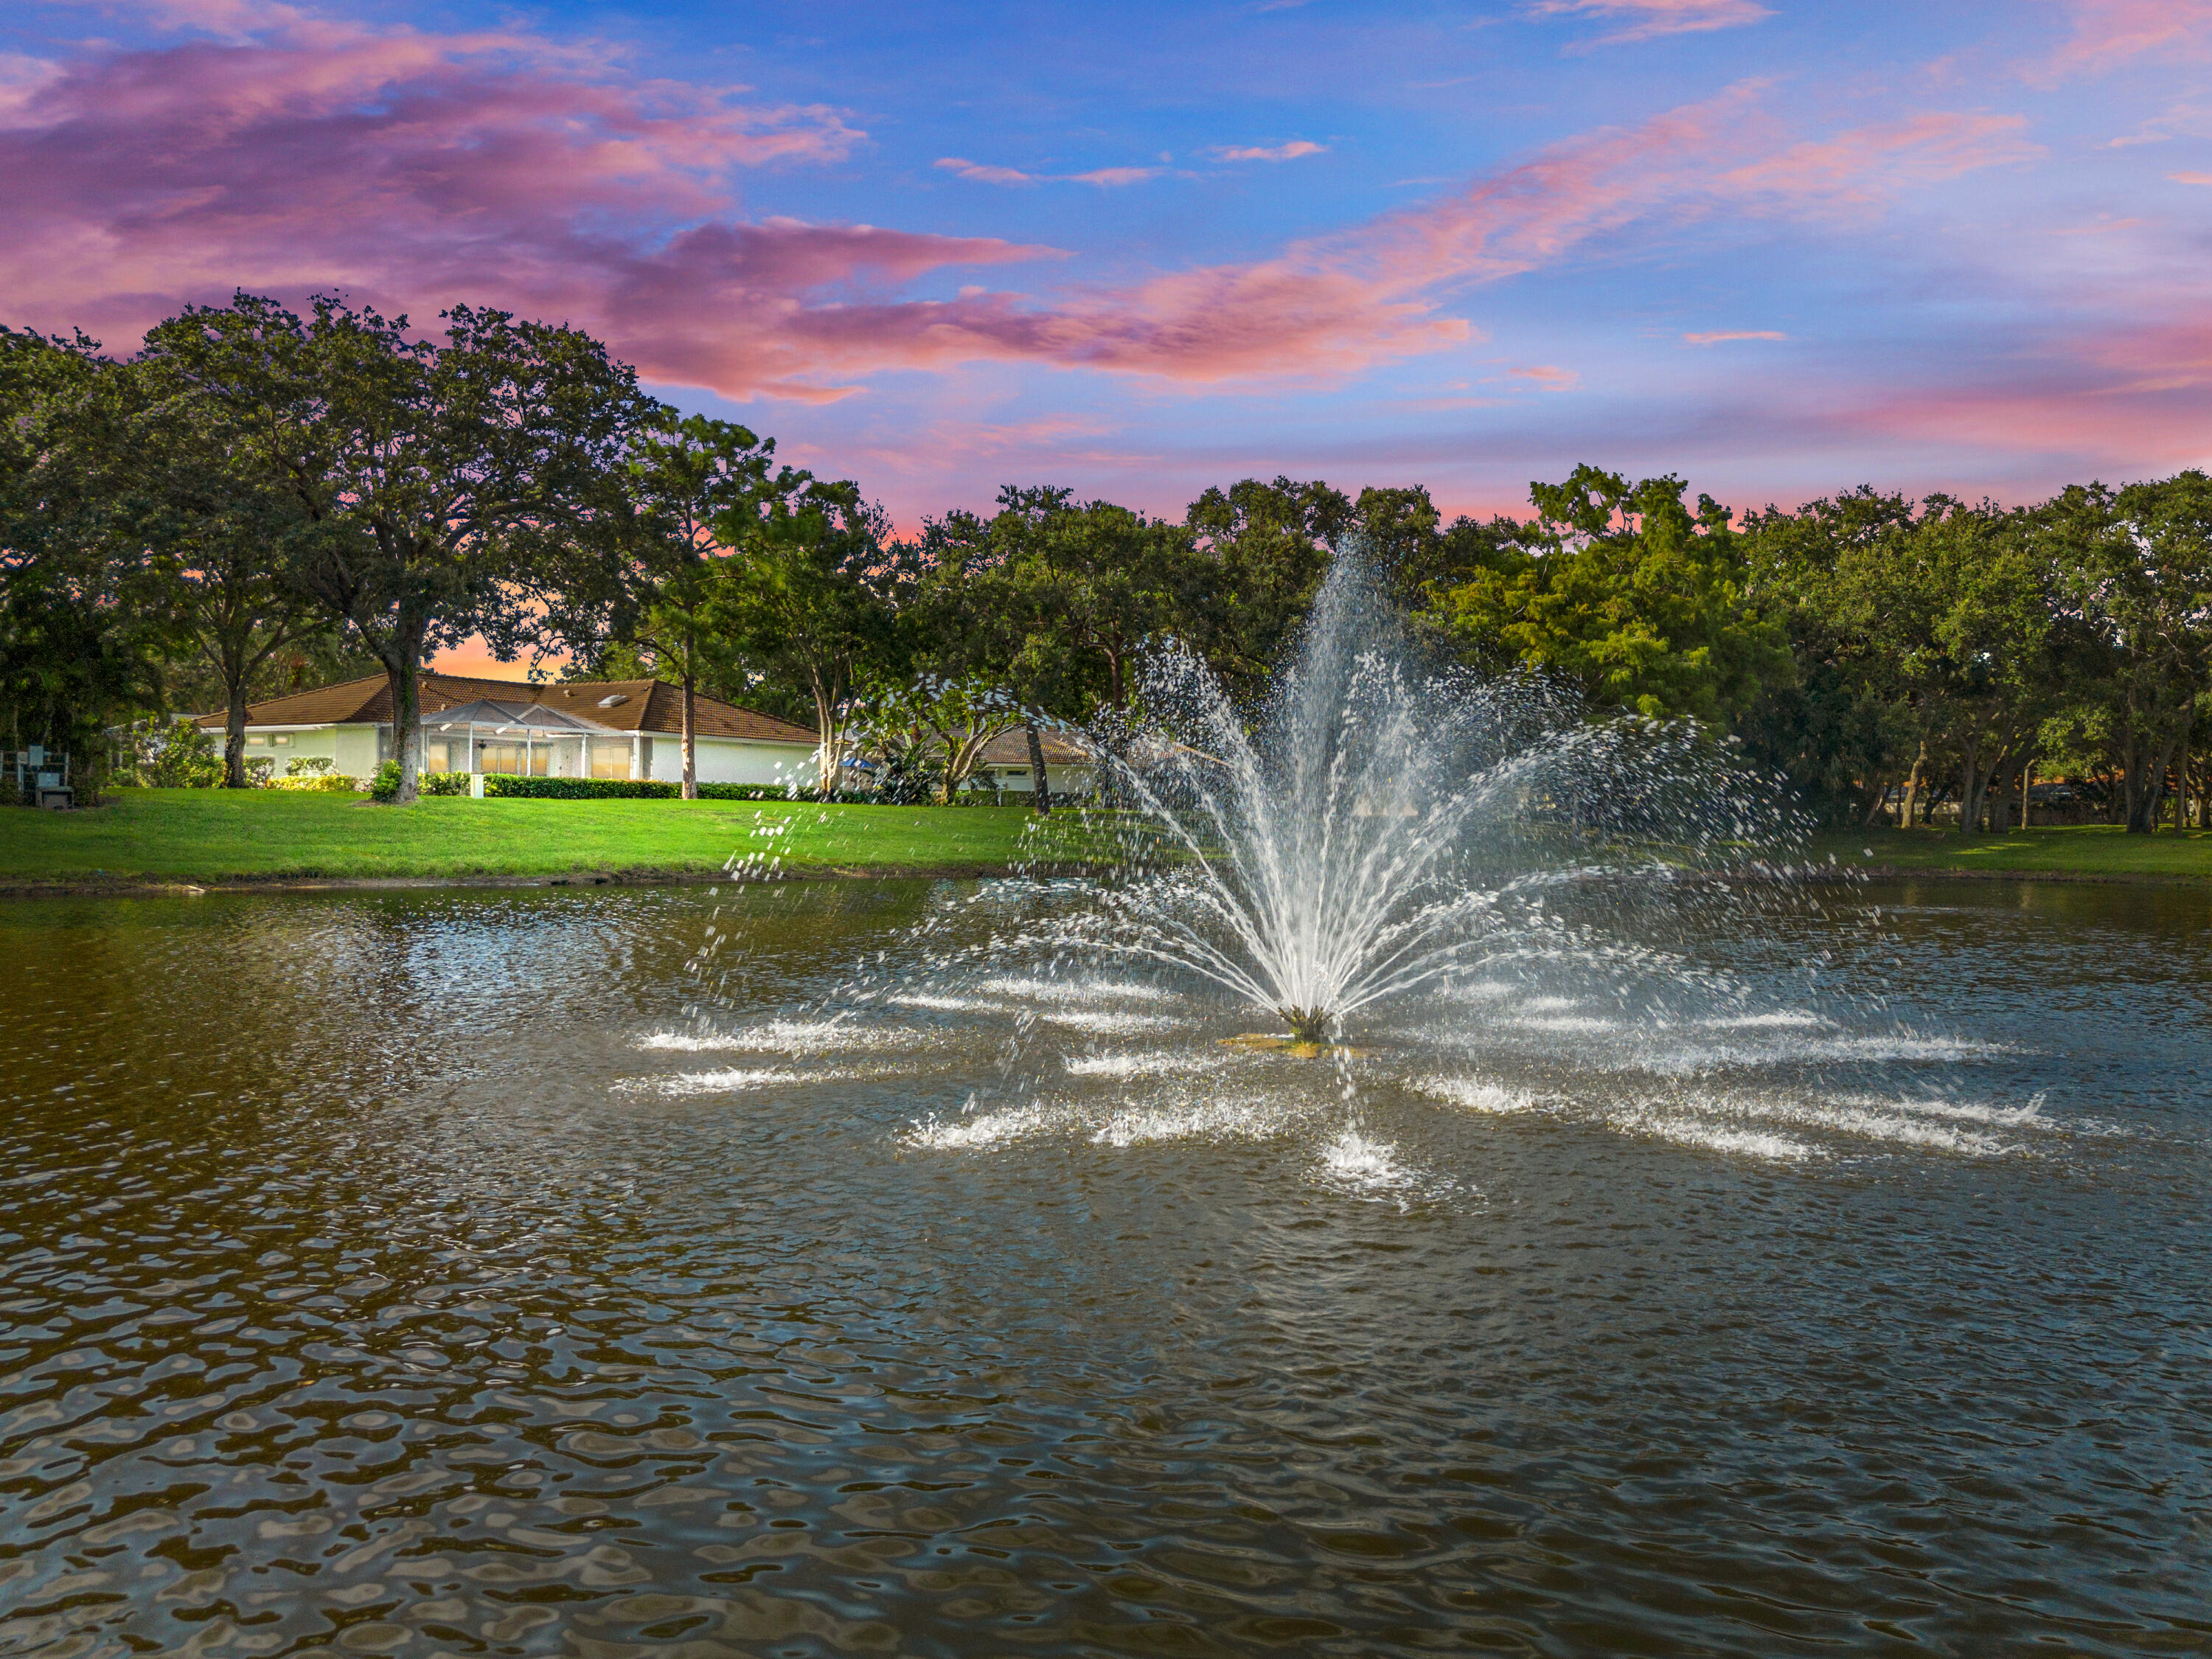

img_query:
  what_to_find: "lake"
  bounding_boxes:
[1,876,2206,1657]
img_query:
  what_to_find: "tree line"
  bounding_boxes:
[6,294,2209,827]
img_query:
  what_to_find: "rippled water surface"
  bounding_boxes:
[1,877,2208,1658]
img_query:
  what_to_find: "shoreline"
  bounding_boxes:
[4,858,2207,900]
[0,861,1110,900]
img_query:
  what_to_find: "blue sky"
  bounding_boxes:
[6,0,2210,546]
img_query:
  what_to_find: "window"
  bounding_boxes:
[597,693,628,708]
[479,742,549,776]
[591,749,631,780]
[272,734,291,746]
[422,740,452,773]
[247,734,265,745]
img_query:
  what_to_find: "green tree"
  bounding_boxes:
[124,353,332,786]
[2038,473,2212,833]
[712,481,892,796]
[138,293,654,804]
[1426,465,1790,723]
[1184,477,1351,700]
[615,414,802,798]
[0,327,162,793]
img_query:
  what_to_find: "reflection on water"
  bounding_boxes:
[1,878,2208,1657]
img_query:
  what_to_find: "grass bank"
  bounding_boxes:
[1810,823,2212,883]
[0,787,1078,891]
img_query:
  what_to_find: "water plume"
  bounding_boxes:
[1050,552,1792,1043]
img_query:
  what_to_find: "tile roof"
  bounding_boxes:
[977,728,1095,765]
[197,673,818,745]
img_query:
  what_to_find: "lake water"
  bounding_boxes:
[1,876,2207,1658]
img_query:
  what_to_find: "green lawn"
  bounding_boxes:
[0,787,1081,888]
[10,792,2212,891]
[1811,823,2212,881]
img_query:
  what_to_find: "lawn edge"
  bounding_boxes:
[0,860,1110,899]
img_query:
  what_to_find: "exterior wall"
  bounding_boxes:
[333,726,379,781]
[265,722,814,788]
[979,763,1093,797]
[653,736,815,787]
[241,727,338,773]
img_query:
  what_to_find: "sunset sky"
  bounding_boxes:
[6,0,2211,674]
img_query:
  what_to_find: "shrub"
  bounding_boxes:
[479,776,793,801]
[245,756,276,786]
[419,770,472,796]
[371,759,402,801]
[131,718,223,788]
[285,756,335,777]
[271,773,361,793]
[483,776,675,799]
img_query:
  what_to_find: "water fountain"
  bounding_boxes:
[1028,553,1793,1049]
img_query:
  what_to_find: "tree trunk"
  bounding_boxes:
[224,689,249,789]
[382,637,425,804]
[1025,723,1052,815]
[1860,778,1891,829]
[1988,758,2012,833]
[2020,757,2033,830]
[1901,742,1927,829]
[681,647,698,801]
[2173,709,2194,835]
[2125,728,2177,834]
[1955,734,1985,834]
[810,667,839,799]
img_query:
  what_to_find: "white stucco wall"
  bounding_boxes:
[274,722,815,788]
[649,736,815,787]
[979,763,1093,797]
[333,726,379,780]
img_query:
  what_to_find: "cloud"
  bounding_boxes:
[1685,330,1787,343]
[1511,364,1580,389]
[1717,111,2040,204]
[0,17,2059,401]
[936,156,1161,187]
[1524,0,1773,47]
[934,156,1038,185]
[1067,166,1162,187]
[2031,1,2212,83]
[1212,141,1327,161]
[2170,171,2212,184]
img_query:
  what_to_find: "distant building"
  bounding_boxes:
[194,672,818,786]
[973,728,1096,797]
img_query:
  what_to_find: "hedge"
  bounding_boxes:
[480,776,793,801]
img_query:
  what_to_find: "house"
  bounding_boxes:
[195,672,819,786]
[971,728,1096,797]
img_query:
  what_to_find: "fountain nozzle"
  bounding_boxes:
[1279,1007,1332,1046]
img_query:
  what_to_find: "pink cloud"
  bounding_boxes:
[2033,1,2212,83]
[2171,171,2212,184]
[1524,0,1773,47]
[1066,167,1162,187]
[1685,330,1787,344]
[935,156,1038,185]
[935,156,1162,187]
[1511,364,1580,389]
[1213,141,1327,161]
[0,17,2059,402]
[1717,111,2040,204]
